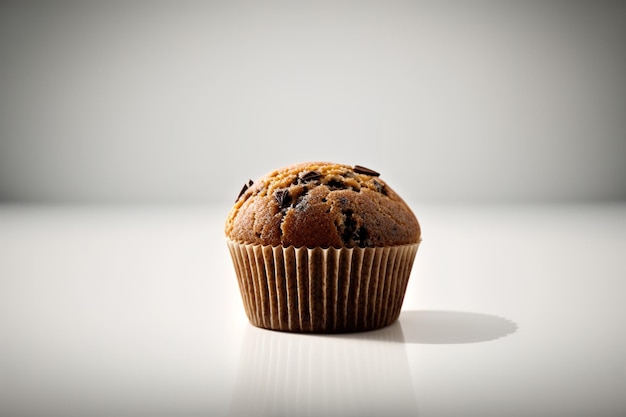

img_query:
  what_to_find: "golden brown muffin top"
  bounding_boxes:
[225,162,420,248]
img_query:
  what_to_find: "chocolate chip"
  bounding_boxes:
[275,189,291,209]
[371,179,387,195]
[341,210,370,247]
[236,185,247,201]
[236,179,254,201]
[356,226,370,247]
[326,178,346,190]
[342,210,357,243]
[353,165,380,177]
[300,171,321,183]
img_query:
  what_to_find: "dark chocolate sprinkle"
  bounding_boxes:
[248,179,254,187]
[300,171,321,183]
[275,189,291,209]
[353,165,380,177]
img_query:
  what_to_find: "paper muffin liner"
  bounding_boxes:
[227,239,420,333]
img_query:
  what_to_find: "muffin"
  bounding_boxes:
[225,162,421,333]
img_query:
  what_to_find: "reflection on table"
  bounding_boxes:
[228,323,417,417]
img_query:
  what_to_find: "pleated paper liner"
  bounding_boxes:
[227,239,420,333]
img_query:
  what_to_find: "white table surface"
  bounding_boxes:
[1,203,625,417]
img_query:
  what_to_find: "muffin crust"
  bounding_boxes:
[225,162,420,248]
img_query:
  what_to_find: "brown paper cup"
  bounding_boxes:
[227,240,420,333]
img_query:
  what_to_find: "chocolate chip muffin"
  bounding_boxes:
[226,162,421,333]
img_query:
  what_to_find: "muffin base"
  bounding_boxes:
[227,240,419,333]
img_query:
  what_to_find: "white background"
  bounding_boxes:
[1,2,625,417]
[1,204,625,416]
[1,1,625,204]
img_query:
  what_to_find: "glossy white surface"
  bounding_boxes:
[1,204,625,417]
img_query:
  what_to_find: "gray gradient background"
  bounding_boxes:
[1,1,625,205]
[2,4,626,417]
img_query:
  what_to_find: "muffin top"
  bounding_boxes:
[225,162,420,248]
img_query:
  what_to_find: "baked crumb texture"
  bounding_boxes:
[226,162,420,248]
